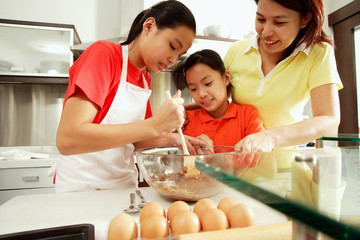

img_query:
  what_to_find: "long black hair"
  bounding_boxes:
[122,0,196,46]
[183,49,226,77]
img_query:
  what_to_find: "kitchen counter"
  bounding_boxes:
[0,186,288,239]
[0,157,59,169]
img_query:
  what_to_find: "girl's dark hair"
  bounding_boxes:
[255,0,332,58]
[183,49,226,77]
[122,0,196,45]
[182,49,231,96]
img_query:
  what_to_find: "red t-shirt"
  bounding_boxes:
[183,102,264,146]
[64,40,152,123]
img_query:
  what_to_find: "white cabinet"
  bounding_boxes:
[0,167,54,189]
[0,166,56,205]
[0,146,60,205]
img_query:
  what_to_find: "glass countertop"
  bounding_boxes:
[318,133,360,142]
[195,146,360,239]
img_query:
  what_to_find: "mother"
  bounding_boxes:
[225,0,343,152]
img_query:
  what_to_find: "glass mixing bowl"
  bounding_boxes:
[135,145,236,201]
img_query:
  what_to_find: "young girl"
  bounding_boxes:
[182,49,265,146]
[55,0,204,192]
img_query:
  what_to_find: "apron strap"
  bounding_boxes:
[122,44,149,90]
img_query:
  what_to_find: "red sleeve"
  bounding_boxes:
[66,41,121,109]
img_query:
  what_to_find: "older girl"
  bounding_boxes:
[55,0,203,192]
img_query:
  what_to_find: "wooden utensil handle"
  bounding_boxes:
[166,91,189,155]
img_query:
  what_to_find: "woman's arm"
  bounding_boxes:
[56,88,185,155]
[235,83,340,152]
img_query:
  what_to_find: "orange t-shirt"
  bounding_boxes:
[183,102,264,146]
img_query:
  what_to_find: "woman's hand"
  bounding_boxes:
[235,131,276,152]
[151,90,185,135]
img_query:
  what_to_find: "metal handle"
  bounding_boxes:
[136,190,145,201]
[22,176,39,182]
[130,192,135,205]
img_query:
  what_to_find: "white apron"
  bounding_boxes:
[55,45,151,192]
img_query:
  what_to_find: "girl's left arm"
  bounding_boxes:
[235,83,340,152]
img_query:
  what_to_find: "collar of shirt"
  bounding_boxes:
[199,101,237,123]
[244,35,311,56]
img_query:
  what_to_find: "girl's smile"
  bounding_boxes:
[200,98,214,107]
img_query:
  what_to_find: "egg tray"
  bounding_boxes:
[0,224,94,240]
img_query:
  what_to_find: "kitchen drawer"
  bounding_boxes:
[0,167,53,190]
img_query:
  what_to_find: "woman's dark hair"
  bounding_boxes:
[255,0,332,58]
[182,49,231,97]
[122,0,196,45]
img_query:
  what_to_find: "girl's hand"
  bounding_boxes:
[196,134,213,147]
[152,90,185,135]
[170,133,212,154]
[235,131,276,152]
[193,134,214,154]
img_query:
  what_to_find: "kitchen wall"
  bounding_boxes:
[0,0,129,43]
[1,0,354,43]
[323,0,355,37]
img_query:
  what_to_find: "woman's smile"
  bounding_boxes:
[263,38,279,45]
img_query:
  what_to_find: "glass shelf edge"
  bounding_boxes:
[195,160,360,239]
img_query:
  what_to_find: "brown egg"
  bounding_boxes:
[218,197,238,215]
[167,201,191,222]
[141,214,169,239]
[171,210,201,235]
[193,198,217,219]
[227,203,256,228]
[201,208,229,231]
[107,213,137,240]
[140,202,166,223]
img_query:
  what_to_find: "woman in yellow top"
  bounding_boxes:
[224,0,343,152]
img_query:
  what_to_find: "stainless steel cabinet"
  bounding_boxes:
[0,19,81,84]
